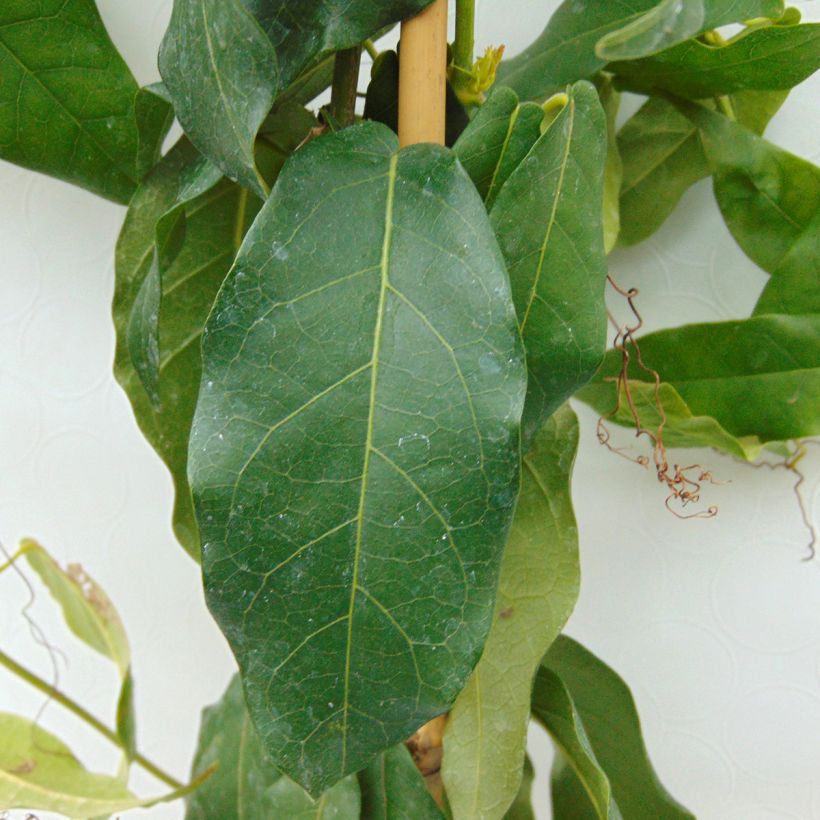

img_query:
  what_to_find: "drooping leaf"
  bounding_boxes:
[595,0,706,61]
[490,81,607,447]
[610,22,820,99]
[159,0,436,195]
[116,670,138,765]
[189,121,526,794]
[0,712,200,818]
[363,50,469,148]
[0,0,170,203]
[23,539,130,676]
[617,89,788,246]
[496,0,783,102]
[453,86,544,209]
[534,667,617,819]
[358,743,443,820]
[535,637,694,820]
[114,142,263,558]
[675,100,820,316]
[504,756,535,820]
[581,315,820,443]
[186,676,361,819]
[576,379,771,461]
[442,405,580,820]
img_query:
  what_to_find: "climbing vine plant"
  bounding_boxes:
[1,0,818,817]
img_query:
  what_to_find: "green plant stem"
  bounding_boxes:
[452,0,476,91]
[330,46,363,128]
[0,648,183,790]
[363,39,379,61]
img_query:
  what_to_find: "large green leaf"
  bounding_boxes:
[159,0,435,196]
[453,86,544,209]
[496,0,782,102]
[358,743,443,820]
[189,121,526,794]
[114,142,263,558]
[582,315,820,443]
[0,0,170,203]
[442,405,580,820]
[617,90,788,245]
[490,81,607,447]
[186,675,360,819]
[675,100,820,316]
[610,22,820,99]
[0,712,197,818]
[535,637,694,820]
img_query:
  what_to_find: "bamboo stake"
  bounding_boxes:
[398,0,448,147]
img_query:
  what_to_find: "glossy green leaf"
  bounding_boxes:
[189,121,526,794]
[363,50,469,148]
[581,315,820,443]
[0,0,169,203]
[610,22,820,99]
[617,89,788,246]
[114,141,263,558]
[186,676,360,819]
[490,81,607,447]
[504,756,535,820]
[358,743,443,820]
[577,379,770,461]
[0,712,199,818]
[496,0,782,102]
[442,405,580,820]
[159,0,435,195]
[23,539,130,676]
[596,0,705,61]
[453,86,544,209]
[536,637,694,819]
[550,753,600,820]
[676,100,820,316]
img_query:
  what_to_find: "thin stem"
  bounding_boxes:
[715,95,736,120]
[362,39,379,61]
[0,649,183,790]
[453,0,476,79]
[330,46,363,128]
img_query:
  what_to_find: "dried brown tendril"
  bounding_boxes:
[597,275,721,519]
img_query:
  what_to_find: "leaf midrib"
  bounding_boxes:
[340,152,398,773]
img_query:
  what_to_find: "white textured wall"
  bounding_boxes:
[1,2,818,818]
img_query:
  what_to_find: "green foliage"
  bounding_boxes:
[0,0,170,202]
[453,86,544,208]
[610,22,820,98]
[187,675,361,818]
[159,0,435,194]
[442,405,580,820]
[491,81,608,447]
[535,637,694,820]
[675,99,820,316]
[617,90,787,245]
[587,315,820,443]
[358,743,444,819]
[189,121,525,794]
[496,0,783,101]
[1,0,819,816]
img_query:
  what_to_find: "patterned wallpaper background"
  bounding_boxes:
[0,2,818,818]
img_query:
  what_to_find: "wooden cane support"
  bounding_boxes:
[398,0,448,147]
